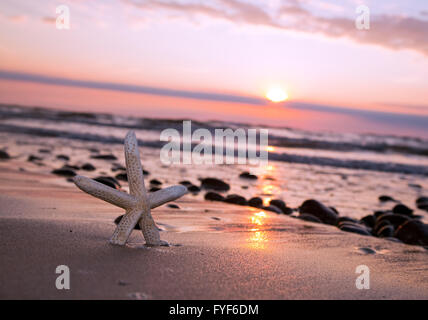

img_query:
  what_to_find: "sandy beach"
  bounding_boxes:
[1,160,427,299]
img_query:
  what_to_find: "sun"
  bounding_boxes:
[266,87,288,103]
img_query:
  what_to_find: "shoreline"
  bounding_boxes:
[0,164,427,299]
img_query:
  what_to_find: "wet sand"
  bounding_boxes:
[0,163,427,299]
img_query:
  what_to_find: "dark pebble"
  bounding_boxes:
[394,220,428,246]
[263,205,282,214]
[360,215,376,228]
[187,185,201,193]
[143,169,150,176]
[408,183,422,189]
[52,168,76,177]
[374,210,391,218]
[248,197,263,208]
[282,207,294,215]
[377,224,395,238]
[62,164,80,170]
[224,194,247,206]
[167,204,180,209]
[392,204,413,216]
[81,163,96,171]
[150,179,162,186]
[56,154,70,161]
[114,215,141,230]
[91,154,117,160]
[111,164,126,172]
[339,225,371,236]
[298,214,322,224]
[239,171,258,180]
[200,178,230,192]
[179,180,192,186]
[336,216,358,226]
[416,197,428,211]
[204,192,225,202]
[329,207,339,215]
[299,199,338,225]
[374,219,392,235]
[149,187,161,192]
[376,213,411,229]
[416,196,428,205]
[269,199,287,214]
[28,155,43,162]
[0,150,10,159]
[378,195,396,202]
[94,176,121,189]
[115,173,128,181]
[38,149,51,154]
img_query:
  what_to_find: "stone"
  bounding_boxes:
[91,154,118,160]
[0,150,10,159]
[394,220,428,246]
[187,185,201,193]
[28,155,43,162]
[297,214,322,224]
[378,195,396,202]
[299,199,338,225]
[269,199,287,214]
[52,168,76,177]
[339,225,371,236]
[376,213,410,229]
[263,205,282,214]
[239,171,258,180]
[150,179,162,186]
[376,225,395,238]
[224,194,247,206]
[167,204,180,209]
[200,178,230,191]
[248,197,263,208]
[94,176,121,190]
[392,204,413,216]
[204,192,225,202]
[81,163,96,171]
[115,173,128,181]
[56,154,70,161]
[360,215,376,228]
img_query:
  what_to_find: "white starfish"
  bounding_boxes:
[73,131,187,246]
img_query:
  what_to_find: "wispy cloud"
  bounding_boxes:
[0,70,266,105]
[124,0,428,56]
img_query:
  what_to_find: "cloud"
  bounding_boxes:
[42,17,56,24]
[124,0,428,56]
[0,70,266,105]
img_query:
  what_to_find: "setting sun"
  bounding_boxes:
[266,87,288,102]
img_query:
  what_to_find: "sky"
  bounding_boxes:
[0,0,427,137]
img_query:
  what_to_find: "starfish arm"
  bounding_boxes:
[124,131,147,199]
[138,213,164,246]
[110,208,143,245]
[73,175,137,209]
[115,131,152,245]
[148,185,188,208]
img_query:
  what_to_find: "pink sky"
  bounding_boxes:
[0,0,427,136]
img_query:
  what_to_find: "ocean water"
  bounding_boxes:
[0,103,427,222]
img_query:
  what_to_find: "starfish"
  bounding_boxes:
[73,131,187,246]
